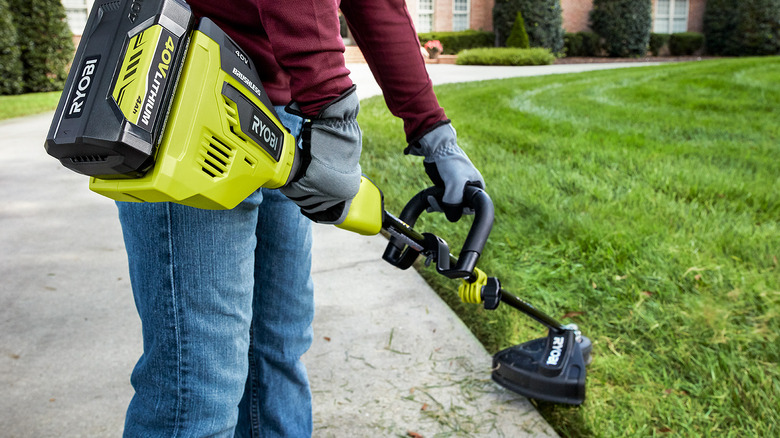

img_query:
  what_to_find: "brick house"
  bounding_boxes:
[407,0,495,33]
[65,0,708,45]
[560,0,708,33]
[406,0,707,34]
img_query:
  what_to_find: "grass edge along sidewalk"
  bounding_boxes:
[0,91,61,121]
[357,56,779,437]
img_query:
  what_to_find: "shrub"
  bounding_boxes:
[456,47,555,65]
[580,31,602,56]
[736,0,780,55]
[493,0,521,46]
[493,0,564,53]
[649,33,671,56]
[493,0,520,47]
[669,32,705,55]
[704,0,780,56]
[564,32,583,56]
[0,0,23,95]
[590,0,652,57]
[9,0,74,92]
[702,0,738,55]
[564,31,602,57]
[506,12,530,48]
[418,30,495,55]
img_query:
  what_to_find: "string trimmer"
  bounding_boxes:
[44,0,590,404]
[380,185,592,405]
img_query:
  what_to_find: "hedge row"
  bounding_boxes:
[418,30,495,55]
[565,31,705,57]
[563,31,602,57]
[648,33,671,56]
[646,32,706,56]
[668,32,705,56]
[456,47,555,66]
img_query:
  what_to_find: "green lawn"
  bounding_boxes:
[358,57,779,437]
[0,92,61,120]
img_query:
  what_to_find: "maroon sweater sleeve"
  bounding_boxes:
[253,0,354,115]
[188,0,353,116]
[340,0,448,142]
[188,0,445,132]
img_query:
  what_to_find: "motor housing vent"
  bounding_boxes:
[199,136,233,178]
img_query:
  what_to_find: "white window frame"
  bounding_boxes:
[418,0,434,33]
[452,0,470,32]
[654,0,689,34]
[62,0,92,34]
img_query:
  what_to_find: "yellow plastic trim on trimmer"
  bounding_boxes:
[90,28,297,209]
[458,267,488,304]
[336,176,384,236]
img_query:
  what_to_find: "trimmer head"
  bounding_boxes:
[492,327,592,405]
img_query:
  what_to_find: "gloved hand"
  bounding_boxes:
[281,86,362,225]
[406,122,485,222]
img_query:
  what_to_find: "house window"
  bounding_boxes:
[62,0,91,34]
[453,0,469,31]
[418,0,434,33]
[654,0,689,33]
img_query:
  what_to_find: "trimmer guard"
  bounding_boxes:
[492,329,589,405]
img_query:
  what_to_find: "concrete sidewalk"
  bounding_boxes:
[0,62,656,437]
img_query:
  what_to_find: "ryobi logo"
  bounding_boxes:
[65,55,100,119]
[221,83,283,161]
[546,336,566,366]
[128,0,144,23]
[250,111,280,154]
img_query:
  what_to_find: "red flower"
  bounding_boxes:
[423,40,443,53]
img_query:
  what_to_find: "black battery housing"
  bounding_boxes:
[45,0,193,178]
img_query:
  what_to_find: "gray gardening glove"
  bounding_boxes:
[281,86,362,225]
[406,122,485,222]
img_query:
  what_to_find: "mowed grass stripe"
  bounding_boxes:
[359,57,779,437]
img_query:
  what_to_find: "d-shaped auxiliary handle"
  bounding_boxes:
[382,185,494,280]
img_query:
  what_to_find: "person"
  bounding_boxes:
[117,0,484,436]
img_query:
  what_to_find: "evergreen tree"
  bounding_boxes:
[506,12,531,49]
[9,0,75,92]
[0,0,23,95]
[702,0,738,55]
[590,0,652,57]
[705,0,780,56]
[494,0,564,53]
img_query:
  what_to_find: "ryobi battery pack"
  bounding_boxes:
[45,0,300,209]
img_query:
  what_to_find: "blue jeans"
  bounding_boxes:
[119,108,313,437]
